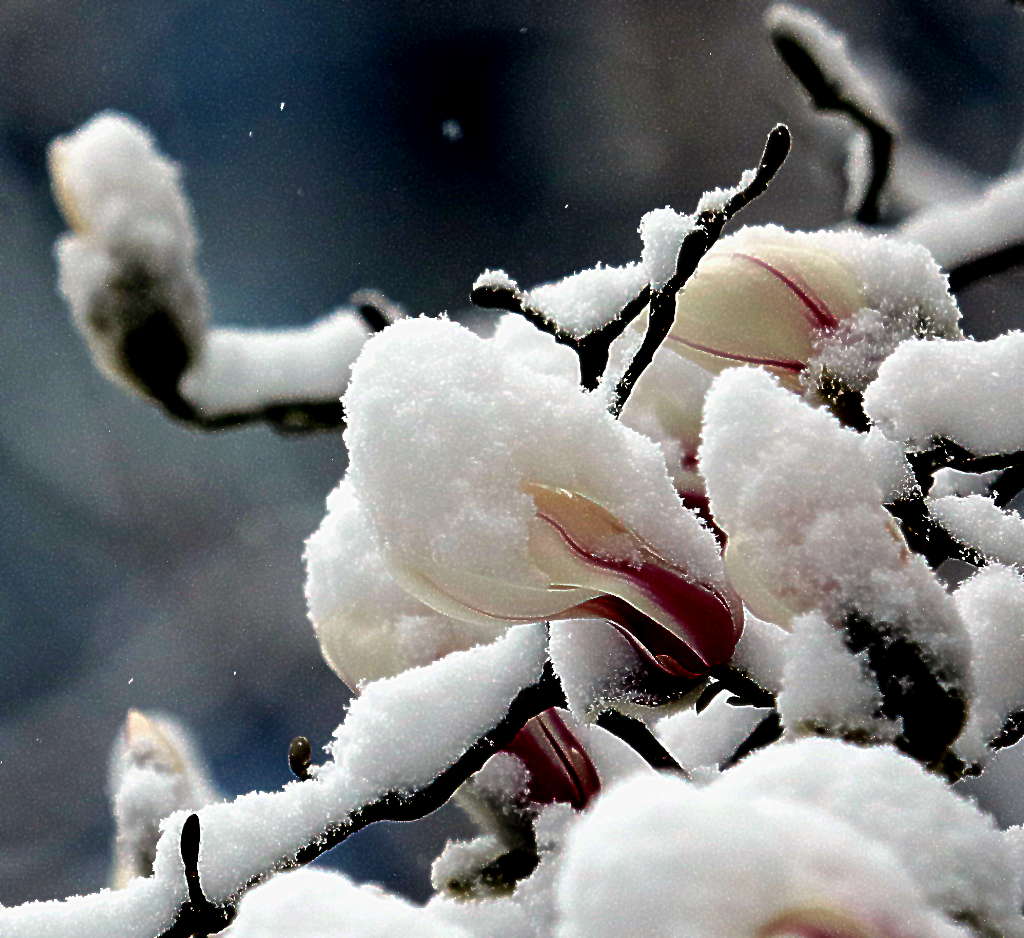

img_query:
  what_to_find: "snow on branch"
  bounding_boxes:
[49,113,397,433]
[898,169,1024,292]
[0,626,557,938]
[471,124,791,414]
[766,4,894,224]
[864,333,1024,456]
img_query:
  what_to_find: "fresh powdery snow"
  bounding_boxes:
[654,694,769,774]
[777,611,889,740]
[488,314,579,381]
[700,368,969,680]
[180,311,370,417]
[556,767,968,938]
[226,869,466,938]
[637,206,696,290]
[520,263,649,339]
[954,564,1024,764]
[0,626,548,938]
[713,739,1024,934]
[930,494,1024,568]
[547,618,647,721]
[865,332,1024,454]
[930,468,1001,498]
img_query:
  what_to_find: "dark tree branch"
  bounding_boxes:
[113,287,401,435]
[474,126,789,412]
[595,710,686,775]
[470,280,652,391]
[156,664,566,938]
[162,815,233,938]
[769,22,894,224]
[947,243,1024,294]
[842,610,967,769]
[880,439,1024,569]
[885,496,986,569]
[609,125,792,417]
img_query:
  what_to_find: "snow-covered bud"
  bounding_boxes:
[109,709,217,887]
[49,112,206,401]
[665,225,961,400]
[344,317,742,683]
[701,369,969,759]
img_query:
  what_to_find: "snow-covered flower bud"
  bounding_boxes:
[665,224,961,399]
[108,709,217,887]
[556,769,969,938]
[306,481,600,813]
[49,112,207,400]
[344,317,742,683]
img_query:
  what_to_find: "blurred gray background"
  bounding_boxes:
[1,0,1023,907]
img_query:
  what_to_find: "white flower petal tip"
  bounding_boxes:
[525,482,743,677]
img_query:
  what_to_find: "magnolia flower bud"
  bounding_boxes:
[665,224,961,398]
[48,112,207,400]
[557,768,968,938]
[108,709,217,887]
[343,317,742,683]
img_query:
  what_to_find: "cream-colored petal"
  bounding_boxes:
[667,234,864,386]
[723,535,808,629]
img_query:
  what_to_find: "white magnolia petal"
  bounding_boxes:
[304,479,505,688]
[668,224,961,392]
[701,368,970,683]
[715,739,1023,934]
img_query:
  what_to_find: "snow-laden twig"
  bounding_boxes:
[0,626,558,938]
[49,113,398,433]
[471,124,791,415]
[898,169,1024,292]
[766,4,894,224]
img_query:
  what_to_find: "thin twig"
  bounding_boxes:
[610,125,791,416]
[595,710,687,775]
[769,19,893,224]
[470,280,652,391]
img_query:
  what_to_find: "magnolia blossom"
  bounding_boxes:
[664,224,961,395]
[109,709,217,888]
[304,479,504,689]
[556,767,970,938]
[343,316,741,682]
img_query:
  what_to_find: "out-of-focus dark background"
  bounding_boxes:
[1,0,1023,907]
